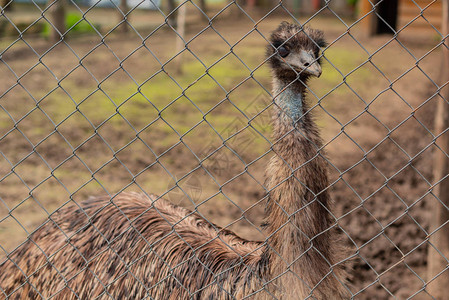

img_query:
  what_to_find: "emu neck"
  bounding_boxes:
[264,77,337,298]
[275,83,304,124]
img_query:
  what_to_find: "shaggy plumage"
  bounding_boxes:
[0,22,349,299]
[0,194,267,299]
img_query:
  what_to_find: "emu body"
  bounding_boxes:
[0,194,266,299]
[0,22,349,299]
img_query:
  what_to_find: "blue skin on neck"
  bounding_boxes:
[276,87,304,124]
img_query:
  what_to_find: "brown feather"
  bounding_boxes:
[0,22,349,299]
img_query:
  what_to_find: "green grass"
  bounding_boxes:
[0,43,364,154]
[41,12,99,38]
[317,47,369,96]
[39,54,270,143]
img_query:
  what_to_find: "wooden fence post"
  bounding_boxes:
[427,0,449,298]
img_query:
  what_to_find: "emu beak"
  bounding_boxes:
[298,50,322,78]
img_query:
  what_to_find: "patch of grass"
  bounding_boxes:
[41,12,98,38]
[310,46,369,102]
[321,47,368,86]
[34,44,364,157]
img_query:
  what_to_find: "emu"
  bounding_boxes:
[0,22,349,299]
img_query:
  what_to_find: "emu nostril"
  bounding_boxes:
[304,62,310,67]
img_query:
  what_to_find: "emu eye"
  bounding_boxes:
[278,46,289,58]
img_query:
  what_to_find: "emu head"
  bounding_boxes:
[267,22,327,81]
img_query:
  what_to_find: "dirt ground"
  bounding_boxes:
[0,5,446,299]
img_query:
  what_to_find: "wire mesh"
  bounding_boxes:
[0,0,447,298]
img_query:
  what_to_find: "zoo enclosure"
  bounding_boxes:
[0,0,448,298]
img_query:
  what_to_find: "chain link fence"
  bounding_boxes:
[0,0,448,298]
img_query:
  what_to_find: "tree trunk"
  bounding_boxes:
[1,0,13,11]
[229,0,244,19]
[175,3,186,75]
[427,0,449,298]
[166,0,177,27]
[50,0,66,42]
[199,0,207,15]
[119,0,129,33]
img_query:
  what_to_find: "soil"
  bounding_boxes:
[0,7,446,299]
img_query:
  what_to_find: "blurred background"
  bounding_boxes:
[0,0,447,298]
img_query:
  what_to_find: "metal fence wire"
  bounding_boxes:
[0,0,448,298]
